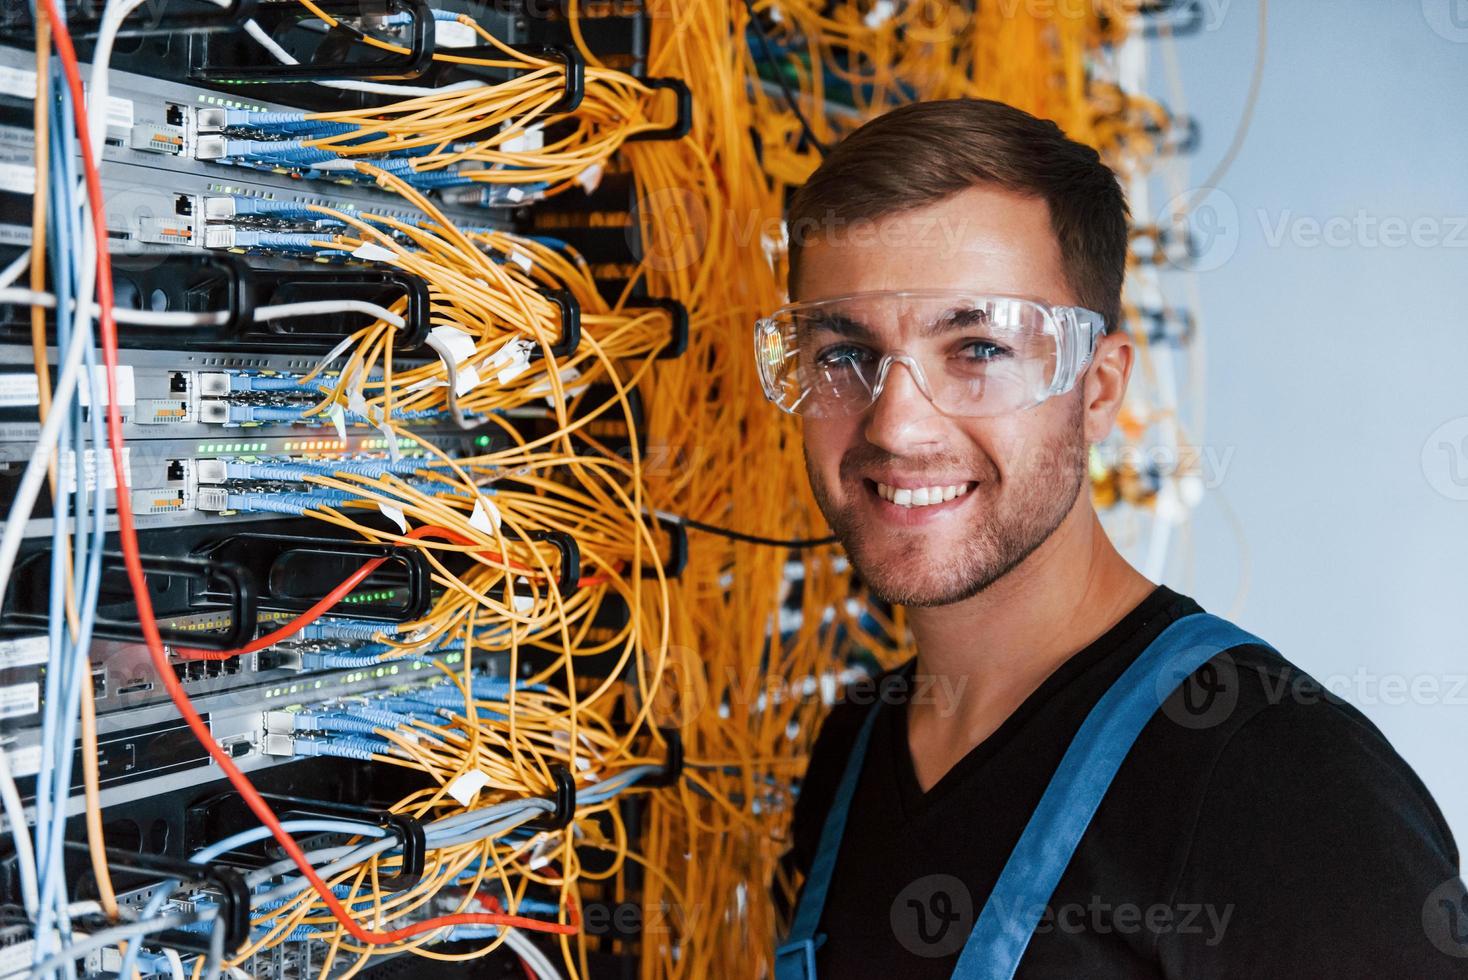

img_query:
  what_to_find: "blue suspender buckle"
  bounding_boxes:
[773,934,825,980]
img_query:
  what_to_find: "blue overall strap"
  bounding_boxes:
[951,612,1273,980]
[775,690,888,980]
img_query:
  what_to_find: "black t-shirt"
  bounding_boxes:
[788,585,1468,977]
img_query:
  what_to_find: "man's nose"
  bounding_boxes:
[863,358,944,454]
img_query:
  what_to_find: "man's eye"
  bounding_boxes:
[955,340,1010,362]
[815,344,874,367]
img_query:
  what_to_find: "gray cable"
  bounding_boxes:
[23,912,196,979]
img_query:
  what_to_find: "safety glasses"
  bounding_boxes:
[754,289,1105,419]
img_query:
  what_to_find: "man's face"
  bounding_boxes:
[796,185,1091,607]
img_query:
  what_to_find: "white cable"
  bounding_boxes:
[243,19,483,97]
[503,929,565,980]
[85,0,152,156]
[0,276,92,630]
[162,947,185,980]
[254,299,406,329]
[1,290,405,328]
[0,743,39,918]
[0,0,117,647]
[0,288,230,326]
[0,249,29,290]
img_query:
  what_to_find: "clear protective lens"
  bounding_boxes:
[756,291,1063,418]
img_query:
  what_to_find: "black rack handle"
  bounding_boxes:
[65,842,252,953]
[530,529,582,596]
[643,514,688,579]
[247,268,432,351]
[194,0,434,83]
[510,44,586,113]
[2,552,257,651]
[527,766,577,831]
[641,728,683,788]
[528,290,582,361]
[627,78,693,142]
[257,793,427,884]
[487,529,581,605]
[633,297,689,360]
[0,251,256,343]
[192,532,432,623]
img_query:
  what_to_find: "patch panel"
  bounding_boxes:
[0,648,476,816]
[0,44,547,212]
[0,2,684,975]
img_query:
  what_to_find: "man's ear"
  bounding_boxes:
[1081,331,1134,444]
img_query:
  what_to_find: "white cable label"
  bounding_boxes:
[575,163,604,194]
[0,635,48,670]
[0,65,39,100]
[61,447,130,494]
[328,403,348,442]
[0,372,39,407]
[76,364,136,408]
[469,496,501,533]
[453,365,481,397]
[105,96,133,140]
[0,938,36,977]
[429,325,477,366]
[351,241,398,263]
[0,682,40,720]
[378,503,409,533]
[446,769,492,806]
[531,366,588,406]
[487,338,533,385]
[433,19,478,48]
[0,161,36,195]
[6,743,41,779]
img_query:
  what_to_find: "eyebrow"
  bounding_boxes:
[801,306,991,341]
[800,312,875,341]
[923,306,990,339]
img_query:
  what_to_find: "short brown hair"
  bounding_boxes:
[786,98,1129,332]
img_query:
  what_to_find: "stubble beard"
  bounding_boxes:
[805,399,1088,608]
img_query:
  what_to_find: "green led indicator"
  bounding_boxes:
[475,435,490,447]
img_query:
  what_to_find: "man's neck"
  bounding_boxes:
[903,494,1155,790]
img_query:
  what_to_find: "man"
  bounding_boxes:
[758,99,1468,977]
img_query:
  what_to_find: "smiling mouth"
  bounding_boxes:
[871,480,975,508]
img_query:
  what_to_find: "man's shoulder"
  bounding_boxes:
[1158,636,1458,863]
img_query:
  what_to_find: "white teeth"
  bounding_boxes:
[875,481,973,508]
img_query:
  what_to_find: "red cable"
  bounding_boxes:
[474,895,579,936]
[41,4,576,945]
[175,557,387,661]
[177,527,615,660]
[175,528,543,661]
